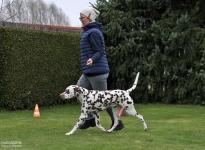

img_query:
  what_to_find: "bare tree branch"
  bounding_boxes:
[3,0,23,22]
[0,0,15,12]
[0,0,70,26]
[0,0,4,13]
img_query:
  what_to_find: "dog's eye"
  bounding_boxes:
[66,90,70,94]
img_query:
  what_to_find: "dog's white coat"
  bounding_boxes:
[60,72,147,135]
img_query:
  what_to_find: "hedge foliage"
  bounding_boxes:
[0,27,81,110]
[95,0,205,104]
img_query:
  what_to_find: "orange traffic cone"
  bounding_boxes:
[33,104,40,118]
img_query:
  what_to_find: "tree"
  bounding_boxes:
[0,0,24,22]
[0,0,70,26]
[94,0,205,104]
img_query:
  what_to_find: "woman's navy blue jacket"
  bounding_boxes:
[80,22,110,76]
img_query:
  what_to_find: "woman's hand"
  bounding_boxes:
[86,58,93,66]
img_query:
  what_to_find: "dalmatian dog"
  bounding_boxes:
[59,72,147,135]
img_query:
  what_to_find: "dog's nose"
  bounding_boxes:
[59,93,65,99]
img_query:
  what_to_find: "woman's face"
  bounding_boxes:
[79,13,91,26]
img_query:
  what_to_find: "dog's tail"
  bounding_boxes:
[126,72,140,94]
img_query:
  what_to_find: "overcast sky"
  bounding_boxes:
[43,0,97,27]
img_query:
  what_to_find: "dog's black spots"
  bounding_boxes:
[119,94,123,98]
[101,95,105,99]
[63,74,149,135]
[96,104,102,108]
[92,91,99,95]
[81,118,86,121]
[120,98,125,103]
[127,101,132,104]
[98,94,105,101]
[92,107,102,111]
[85,92,91,98]
[87,101,91,105]
[103,99,110,107]
[96,98,103,103]
[108,98,113,103]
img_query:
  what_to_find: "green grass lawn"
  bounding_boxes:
[0,104,205,150]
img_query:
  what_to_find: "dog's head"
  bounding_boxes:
[60,85,83,99]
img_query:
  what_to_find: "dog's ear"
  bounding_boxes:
[74,86,83,97]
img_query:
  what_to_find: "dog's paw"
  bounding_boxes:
[65,132,73,136]
[106,129,113,133]
[144,124,148,131]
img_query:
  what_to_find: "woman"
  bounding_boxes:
[77,7,124,130]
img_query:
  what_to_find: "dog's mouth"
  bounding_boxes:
[59,92,75,99]
[64,94,71,99]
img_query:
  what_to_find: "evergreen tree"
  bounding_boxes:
[93,0,205,104]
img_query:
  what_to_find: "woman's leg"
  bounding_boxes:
[77,74,94,120]
[88,73,114,121]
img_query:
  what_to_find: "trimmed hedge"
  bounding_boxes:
[0,27,81,110]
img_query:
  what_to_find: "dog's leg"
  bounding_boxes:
[93,112,107,132]
[65,113,87,135]
[125,105,147,131]
[107,105,121,132]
